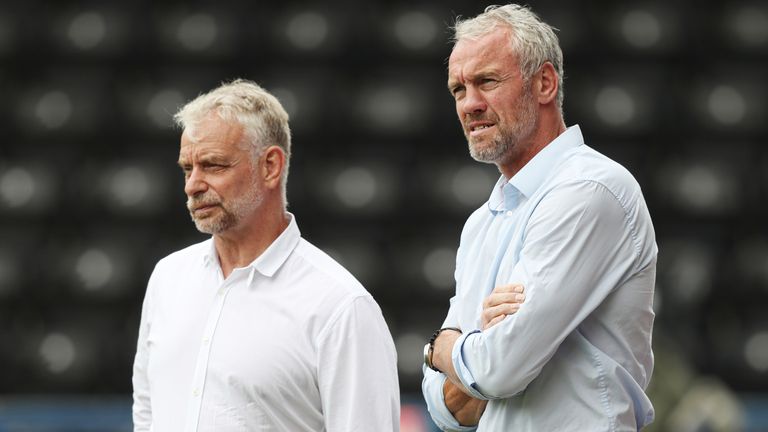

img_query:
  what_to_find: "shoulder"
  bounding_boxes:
[536,145,647,216]
[290,238,370,299]
[560,145,641,196]
[535,146,656,261]
[290,239,389,338]
[153,238,211,274]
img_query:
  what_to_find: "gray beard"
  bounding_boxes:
[191,208,237,234]
[188,181,263,235]
[466,92,538,165]
[469,132,512,164]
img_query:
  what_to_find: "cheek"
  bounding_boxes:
[456,108,464,123]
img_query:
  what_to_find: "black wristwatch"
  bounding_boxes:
[424,327,462,372]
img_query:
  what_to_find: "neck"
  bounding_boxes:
[498,110,566,179]
[213,199,289,278]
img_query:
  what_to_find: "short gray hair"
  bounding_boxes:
[174,79,292,198]
[452,4,564,114]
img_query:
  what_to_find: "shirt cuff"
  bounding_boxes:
[451,329,489,400]
[422,367,478,432]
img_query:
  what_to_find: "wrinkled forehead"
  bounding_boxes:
[179,114,247,155]
[180,112,223,144]
[451,28,513,59]
[448,28,518,75]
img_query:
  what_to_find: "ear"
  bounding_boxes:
[534,62,559,106]
[260,146,285,190]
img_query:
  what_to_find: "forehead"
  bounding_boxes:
[448,27,518,78]
[179,115,246,159]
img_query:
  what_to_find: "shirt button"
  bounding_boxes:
[193,388,200,397]
[217,288,225,296]
[202,337,210,345]
[506,211,514,216]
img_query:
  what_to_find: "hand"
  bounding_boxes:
[481,283,525,330]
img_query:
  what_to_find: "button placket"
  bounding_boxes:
[184,278,234,432]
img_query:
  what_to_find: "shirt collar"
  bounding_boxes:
[487,125,584,212]
[200,212,301,278]
[202,239,217,266]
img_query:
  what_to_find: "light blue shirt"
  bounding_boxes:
[422,126,657,431]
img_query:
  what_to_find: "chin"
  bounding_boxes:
[193,219,225,235]
[469,142,502,163]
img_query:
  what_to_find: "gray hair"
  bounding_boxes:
[174,79,292,201]
[452,4,564,114]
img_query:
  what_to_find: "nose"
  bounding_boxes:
[184,167,208,197]
[460,86,487,115]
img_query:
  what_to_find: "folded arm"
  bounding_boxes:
[423,284,525,430]
[435,181,642,399]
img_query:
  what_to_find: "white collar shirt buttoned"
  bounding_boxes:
[132,214,400,432]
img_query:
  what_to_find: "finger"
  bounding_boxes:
[484,314,507,330]
[492,283,525,294]
[482,296,492,309]
[492,303,521,315]
[481,303,521,327]
[484,292,525,308]
[480,304,505,329]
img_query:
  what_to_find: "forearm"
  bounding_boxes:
[422,368,482,431]
[444,379,487,426]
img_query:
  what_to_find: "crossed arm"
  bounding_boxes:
[433,283,525,426]
[424,181,647,429]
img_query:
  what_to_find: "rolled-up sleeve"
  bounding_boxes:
[422,296,480,431]
[422,367,478,432]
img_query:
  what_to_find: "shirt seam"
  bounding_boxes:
[591,346,616,432]
[316,294,370,345]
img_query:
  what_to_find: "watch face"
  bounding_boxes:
[424,343,431,367]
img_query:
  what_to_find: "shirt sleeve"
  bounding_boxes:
[422,368,478,432]
[317,295,400,432]
[452,180,644,399]
[421,297,478,431]
[132,269,156,431]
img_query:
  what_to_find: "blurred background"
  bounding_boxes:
[0,0,767,430]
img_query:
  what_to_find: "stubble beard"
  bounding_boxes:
[187,178,264,235]
[466,88,538,165]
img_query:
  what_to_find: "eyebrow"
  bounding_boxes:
[177,153,230,168]
[447,73,464,90]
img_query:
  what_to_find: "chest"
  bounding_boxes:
[454,210,529,329]
[146,275,321,403]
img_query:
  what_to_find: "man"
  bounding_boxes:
[132,79,400,431]
[422,5,657,431]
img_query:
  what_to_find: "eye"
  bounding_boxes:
[479,78,498,87]
[204,162,226,171]
[450,85,465,98]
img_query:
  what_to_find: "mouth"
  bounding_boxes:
[468,122,496,137]
[191,203,220,215]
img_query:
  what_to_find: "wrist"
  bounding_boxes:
[425,327,462,373]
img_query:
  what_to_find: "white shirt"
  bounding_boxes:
[132,214,400,432]
[422,126,657,431]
